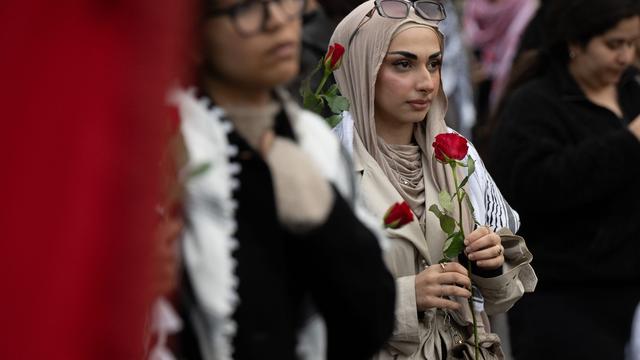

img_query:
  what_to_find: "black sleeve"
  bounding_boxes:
[459,253,503,278]
[490,88,640,212]
[298,187,395,360]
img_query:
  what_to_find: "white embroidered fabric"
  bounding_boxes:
[333,112,520,233]
[170,88,241,360]
[149,297,183,360]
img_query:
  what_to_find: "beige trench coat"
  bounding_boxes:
[351,135,537,360]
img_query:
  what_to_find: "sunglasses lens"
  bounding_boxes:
[414,1,445,21]
[379,0,409,19]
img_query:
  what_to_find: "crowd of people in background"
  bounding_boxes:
[162,0,639,359]
[2,0,639,359]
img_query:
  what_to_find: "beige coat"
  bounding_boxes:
[351,133,537,359]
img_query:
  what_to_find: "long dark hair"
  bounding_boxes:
[477,0,640,160]
[506,0,640,99]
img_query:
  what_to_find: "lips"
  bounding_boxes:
[407,99,430,105]
[407,99,431,110]
[267,40,297,59]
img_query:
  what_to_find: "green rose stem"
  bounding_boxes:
[314,69,331,96]
[450,161,479,360]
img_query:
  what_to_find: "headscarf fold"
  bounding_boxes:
[331,0,474,262]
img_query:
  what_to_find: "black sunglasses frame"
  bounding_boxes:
[348,0,446,47]
[205,0,307,37]
[375,0,446,21]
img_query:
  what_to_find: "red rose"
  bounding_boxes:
[383,201,414,229]
[432,133,469,162]
[323,43,345,72]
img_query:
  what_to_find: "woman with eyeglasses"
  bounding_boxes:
[489,0,640,358]
[170,0,396,359]
[331,1,536,359]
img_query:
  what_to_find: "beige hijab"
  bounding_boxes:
[331,0,474,261]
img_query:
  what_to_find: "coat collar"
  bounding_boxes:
[353,131,435,264]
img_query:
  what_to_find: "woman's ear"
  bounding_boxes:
[567,42,582,60]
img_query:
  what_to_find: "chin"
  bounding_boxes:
[398,115,427,124]
[408,111,429,123]
[261,62,299,88]
[604,67,627,84]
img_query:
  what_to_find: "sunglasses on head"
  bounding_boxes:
[348,0,446,47]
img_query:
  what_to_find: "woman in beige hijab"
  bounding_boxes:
[331,1,537,359]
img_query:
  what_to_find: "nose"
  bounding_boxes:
[617,42,636,66]
[417,67,436,94]
[263,1,290,32]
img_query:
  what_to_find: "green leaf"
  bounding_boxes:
[300,78,312,98]
[428,204,443,219]
[187,162,211,179]
[303,92,324,115]
[326,84,339,97]
[443,231,465,260]
[467,155,476,177]
[459,175,470,188]
[438,190,453,213]
[439,213,456,234]
[299,59,323,97]
[326,114,342,128]
[442,232,456,253]
[326,95,350,114]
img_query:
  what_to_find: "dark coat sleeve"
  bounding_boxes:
[298,187,396,359]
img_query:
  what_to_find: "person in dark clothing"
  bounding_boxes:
[489,0,640,358]
[172,0,396,359]
[287,0,336,106]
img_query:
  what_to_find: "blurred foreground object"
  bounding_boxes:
[0,0,191,359]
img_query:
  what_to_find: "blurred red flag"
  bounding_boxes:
[0,0,192,358]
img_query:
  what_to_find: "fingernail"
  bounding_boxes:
[468,253,474,260]
[464,239,469,246]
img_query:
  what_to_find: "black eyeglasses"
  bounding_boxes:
[206,0,306,37]
[348,0,446,47]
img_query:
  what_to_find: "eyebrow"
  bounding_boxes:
[429,51,443,60]
[387,51,418,60]
[605,35,640,42]
[387,51,443,60]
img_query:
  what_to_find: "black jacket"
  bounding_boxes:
[491,63,640,288]
[179,108,395,360]
[489,62,640,359]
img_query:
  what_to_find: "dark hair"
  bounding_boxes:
[506,0,640,91]
[317,0,365,21]
[477,0,640,162]
[544,0,640,64]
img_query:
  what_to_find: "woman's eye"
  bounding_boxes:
[605,40,624,50]
[427,60,441,72]
[235,0,261,16]
[393,60,411,70]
